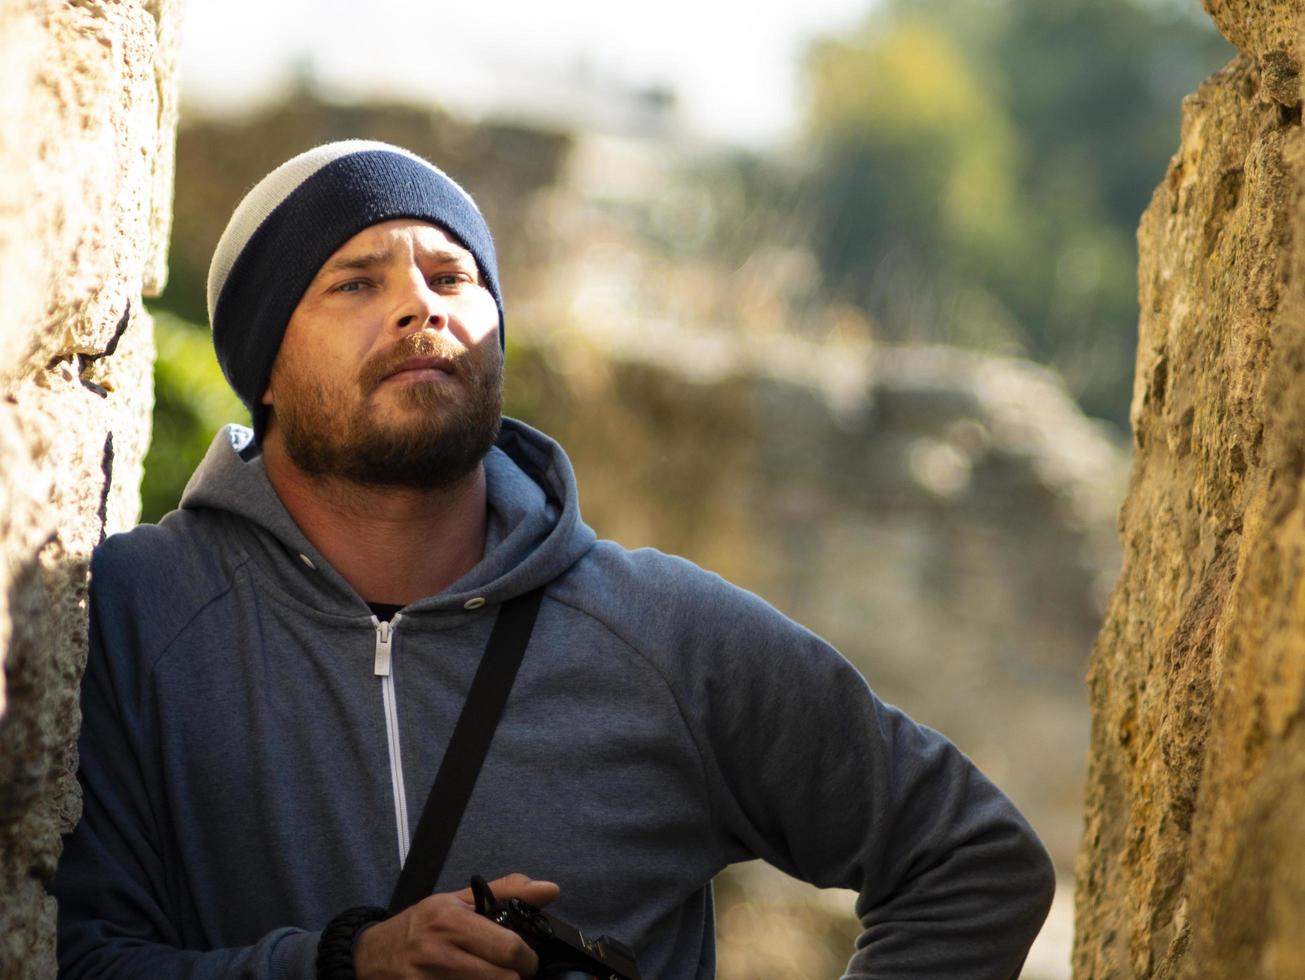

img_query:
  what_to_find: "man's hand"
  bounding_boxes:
[354,873,561,979]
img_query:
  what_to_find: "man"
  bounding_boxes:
[52,140,1055,979]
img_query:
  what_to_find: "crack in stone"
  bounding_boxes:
[76,302,132,397]
[97,432,114,544]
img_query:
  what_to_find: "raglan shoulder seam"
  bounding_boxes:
[139,552,257,677]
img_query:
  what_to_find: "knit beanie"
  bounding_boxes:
[206,140,504,440]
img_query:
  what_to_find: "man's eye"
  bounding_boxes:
[332,280,370,294]
[431,273,470,288]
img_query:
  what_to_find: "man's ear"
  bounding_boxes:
[261,378,274,407]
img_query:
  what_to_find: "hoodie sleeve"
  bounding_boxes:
[670,564,1056,978]
[49,546,319,980]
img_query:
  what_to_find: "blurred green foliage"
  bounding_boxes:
[142,311,248,523]
[797,0,1233,422]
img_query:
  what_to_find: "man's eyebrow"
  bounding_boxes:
[321,249,395,274]
[419,248,478,266]
[319,247,477,275]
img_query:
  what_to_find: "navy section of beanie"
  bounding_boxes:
[206,141,503,441]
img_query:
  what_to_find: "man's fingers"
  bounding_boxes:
[452,922,540,978]
[415,890,541,976]
[355,899,527,979]
[488,872,562,908]
[454,872,561,909]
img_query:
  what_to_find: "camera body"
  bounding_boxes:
[470,876,642,980]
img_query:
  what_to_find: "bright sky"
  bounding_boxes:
[179,0,877,146]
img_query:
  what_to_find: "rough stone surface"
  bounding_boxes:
[0,1,179,976]
[1074,3,1305,976]
[1202,1,1304,107]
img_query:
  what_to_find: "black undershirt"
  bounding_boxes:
[367,602,403,622]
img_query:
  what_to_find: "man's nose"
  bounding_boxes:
[394,273,447,332]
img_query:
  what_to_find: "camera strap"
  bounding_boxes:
[387,586,546,915]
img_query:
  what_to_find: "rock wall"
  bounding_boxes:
[1074,2,1305,977]
[0,1,180,975]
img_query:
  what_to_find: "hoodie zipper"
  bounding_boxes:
[372,614,411,867]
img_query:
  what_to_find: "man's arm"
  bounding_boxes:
[838,701,1054,977]
[49,591,307,977]
[49,553,327,979]
[662,565,1056,978]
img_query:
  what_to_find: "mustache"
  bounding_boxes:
[358,333,466,394]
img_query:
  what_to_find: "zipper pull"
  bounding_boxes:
[373,619,393,676]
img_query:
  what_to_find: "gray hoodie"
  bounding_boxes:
[52,418,1055,979]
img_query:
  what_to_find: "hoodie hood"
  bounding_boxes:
[177,416,597,614]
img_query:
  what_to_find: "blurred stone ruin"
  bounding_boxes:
[513,153,1126,974]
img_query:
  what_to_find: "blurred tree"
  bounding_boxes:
[799,0,1233,424]
[804,18,1025,351]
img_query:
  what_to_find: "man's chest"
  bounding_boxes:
[147,620,718,952]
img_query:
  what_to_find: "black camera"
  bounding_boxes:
[470,875,642,980]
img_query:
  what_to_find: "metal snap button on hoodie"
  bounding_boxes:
[463,597,486,609]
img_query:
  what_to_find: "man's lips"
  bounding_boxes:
[380,356,457,384]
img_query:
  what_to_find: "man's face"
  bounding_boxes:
[262,219,503,490]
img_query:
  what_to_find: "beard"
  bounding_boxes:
[270,332,503,491]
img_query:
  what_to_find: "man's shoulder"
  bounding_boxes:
[567,539,742,603]
[91,507,248,619]
[556,538,814,652]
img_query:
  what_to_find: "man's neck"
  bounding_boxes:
[261,438,489,606]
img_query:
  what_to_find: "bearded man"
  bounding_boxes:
[51,141,1055,979]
